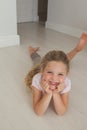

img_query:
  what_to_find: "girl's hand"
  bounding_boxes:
[53,79,66,94]
[41,79,52,95]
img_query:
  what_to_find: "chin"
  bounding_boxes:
[50,86,56,90]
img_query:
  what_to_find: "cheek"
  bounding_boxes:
[42,73,50,80]
[59,76,65,81]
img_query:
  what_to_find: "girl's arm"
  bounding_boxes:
[52,92,69,115]
[32,86,52,116]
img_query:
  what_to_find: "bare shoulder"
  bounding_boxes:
[32,86,42,94]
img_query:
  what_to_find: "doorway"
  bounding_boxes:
[38,0,48,24]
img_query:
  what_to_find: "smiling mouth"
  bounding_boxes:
[49,81,59,87]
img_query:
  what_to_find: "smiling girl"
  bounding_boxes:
[25,33,87,116]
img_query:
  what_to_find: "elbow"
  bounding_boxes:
[34,110,44,116]
[34,108,45,116]
[56,108,67,116]
[56,111,66,116]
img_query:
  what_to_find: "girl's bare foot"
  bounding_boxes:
[75,33,87,52]
[67,33,87,61]
[29,46,40,55]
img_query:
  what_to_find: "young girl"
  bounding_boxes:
[25,33,87,116]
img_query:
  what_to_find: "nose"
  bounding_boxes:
[51,74,59,82]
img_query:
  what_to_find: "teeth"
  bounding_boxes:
[50,82,57,85]
[49,81,59,86]
[51,83,56,85]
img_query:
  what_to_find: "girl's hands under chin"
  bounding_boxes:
[41,79,52,95]
[53,79,66,94]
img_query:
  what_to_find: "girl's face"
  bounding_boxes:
[41,61,68,90]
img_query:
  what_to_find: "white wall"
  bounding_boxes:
[46,0,87,37]
[0,0,19,48]
[33,0,38,21]
[17,0,38,23]
[1,0,87,48]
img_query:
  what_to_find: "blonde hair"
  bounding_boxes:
[25,50,69,89]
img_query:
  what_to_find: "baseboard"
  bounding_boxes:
[0,35,20,48]
[33,15,39,22]
[46,22,87,38]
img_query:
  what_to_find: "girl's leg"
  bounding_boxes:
[29,46,41,65]
[67,33,87,61]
